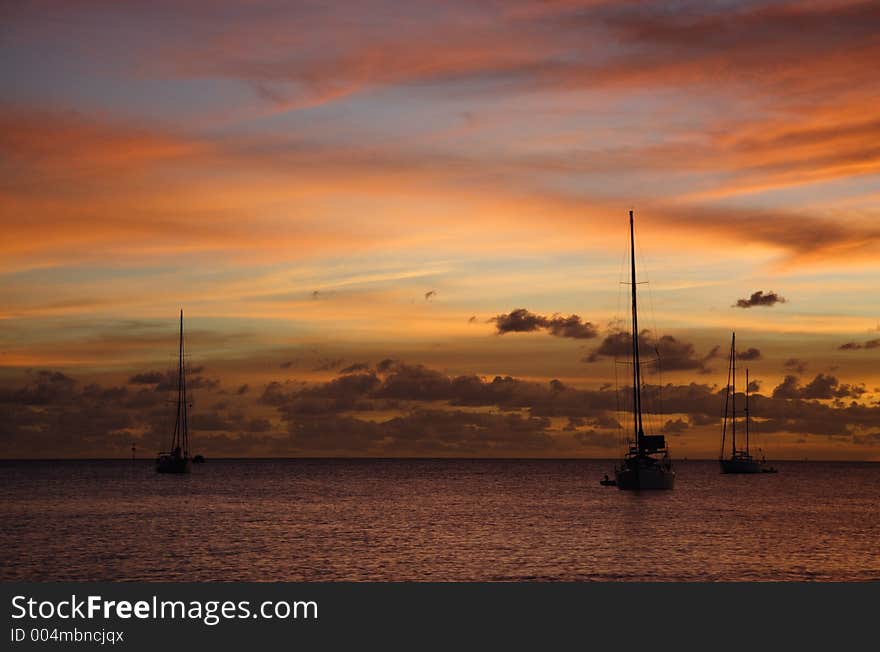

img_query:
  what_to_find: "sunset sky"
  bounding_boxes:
[2,0,879,459]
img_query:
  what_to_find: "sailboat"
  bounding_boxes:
[719,332,776,474]
[611,211,676,490]
[156,310,192,474]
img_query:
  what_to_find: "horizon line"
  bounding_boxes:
[1,456,876,463]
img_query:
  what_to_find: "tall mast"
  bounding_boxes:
[179,310,188,457]
[171,309,189,457]
[731,331,736,456]
[745,368,750,456]
[629,210,644,450]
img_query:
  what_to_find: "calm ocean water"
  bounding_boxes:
[1,459,878,581]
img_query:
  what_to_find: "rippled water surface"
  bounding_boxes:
[2,459,878,581]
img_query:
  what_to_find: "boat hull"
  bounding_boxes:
[720,457,769,474]
[156,456,191,474]
[615,459,675,490]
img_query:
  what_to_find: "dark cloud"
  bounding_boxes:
[689,413,719,426]
[115,367,220,394]
[588,414,621,430]
[734,291,786,308]
[771,374,865,400]
[236,384,250,395]
[187,376,219,391]
[261,362,610,421]
[563,414,620,435]
[468,315,477,323]
[784,358,807,374]
[736,347,762,361]
[0,365,284,457]
[128,371,165,385]
[5,358,880,457]
[585,330,717,372]
[852,433,880,446]
[585,330,642,360]
[261,373,381,416]
[311,290,320,300]
[545,314,600,339]
[802,374,865,400]
[258,381,289,407]
[82,384,128,402]
[663,418,689,434]
[424,290,436,301]
[838,339,880,351]
[340,362,371,374]
[190,412,273,434]
[280,360,295,369]
[0,372,148,457]
[0,370,78,405]
[373,364,453,401]
[492,308,548,334]
[744,392,866,436]
[747,379,761,393]
[491,308,598,339]
[376,358,399,373]
[770,375,802,399]
[258,360,725,429]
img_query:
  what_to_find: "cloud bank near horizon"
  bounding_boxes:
[2,359,879,459]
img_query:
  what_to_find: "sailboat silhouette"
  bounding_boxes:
[719,332,777,474]
[609,211,676,490]
[156,310,192,474]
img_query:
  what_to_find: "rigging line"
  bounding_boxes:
[615,228,629,446]
[614,348,623,448]
[655,346,663,435]
[159,355,171,453]
[721,335,733,459]
[183,312,192,457]
[746,367,750,455]
[634,215,663,437]
[726,336,734,456]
